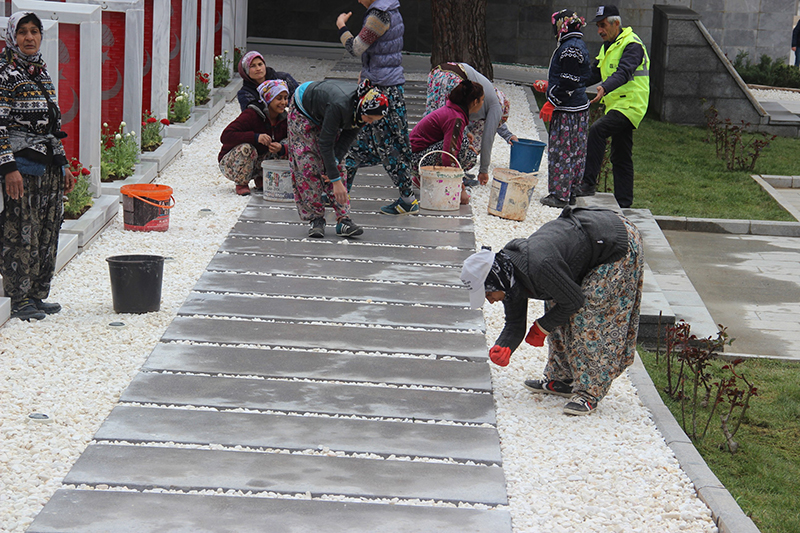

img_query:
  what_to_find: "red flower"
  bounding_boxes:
[81,167,91,176]
[71,171,78,177]
[160,118,170,125]
[141,121,147,126]
[147,117,157,124]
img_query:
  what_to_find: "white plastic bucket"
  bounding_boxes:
[487,168,537,221]
[418,150,464,211]
[261,159,294,202]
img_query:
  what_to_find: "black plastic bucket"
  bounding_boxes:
[106,254,165,313]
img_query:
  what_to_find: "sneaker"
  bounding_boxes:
[335,217,363,237]
[381,197,419,216]
[575,183,596,197]
[11,299,46,321]
[523,379,573,398]
[463,174,479,187]
[569,194,577,206]
[563,393,597,416]
[32,298,61,314]
[308,218,325,238]
[539,194,568,208]
[252,175,264,193]
[235,184,251,196]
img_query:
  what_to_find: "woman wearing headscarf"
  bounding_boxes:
[336,0,418,216]
[534,10,592,208]
[219,80,289,196]
[288,79,388,239]
[236,51,299,111]
[425,62,518,186]
[0,12,74,321]
[460,207,644,416]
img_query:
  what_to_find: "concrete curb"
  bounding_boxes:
[627,354,761,533]
[655,215,800,237]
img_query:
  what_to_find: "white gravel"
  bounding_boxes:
[0,55,716,532]
[750,87,800,102]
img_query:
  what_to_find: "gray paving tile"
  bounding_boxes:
[162,317,488,360]
[207,253,463,286]
[179,293,483,331]
[96,405,502,462]
[240,205,474,232]
[64,444,507,504]
[144,343,491,389]
[229,221,476,249]
[193,271,471,305]
[250,194,474,217]
[28,490,512,533]
[121,372,496,423]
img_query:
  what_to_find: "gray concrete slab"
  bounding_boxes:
[95,405,502,462]
[193,271,471,306]
[64,444,507,504]
[27,490,512,533]
[240,205,474,232]
[161,317,488,361]
[121,372,496,424]
[229,220,475,249]
[249,195,474,217]
[179,293,483,331]
[206,253,462,286]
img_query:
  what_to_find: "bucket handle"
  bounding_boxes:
[417,149,464,176]
[126,191,176,209]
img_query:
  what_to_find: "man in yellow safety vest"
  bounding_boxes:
[575,5,649,208]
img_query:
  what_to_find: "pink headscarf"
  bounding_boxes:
[238,51,265,83]
[258,80,289,106]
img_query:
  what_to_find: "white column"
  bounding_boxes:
[180,0,197,91]
[151,0,170,120]
[234,0,247,52]
[221,0,234,77]
[198,0,214,77]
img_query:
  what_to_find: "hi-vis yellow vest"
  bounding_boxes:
[597,27,650,128]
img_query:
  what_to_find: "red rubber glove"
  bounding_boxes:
[489,345,511,367]
[525,322,548,347]
[539,101,555,122]
[533,80,548,93]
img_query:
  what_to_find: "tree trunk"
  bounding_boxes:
[430,0,493,80]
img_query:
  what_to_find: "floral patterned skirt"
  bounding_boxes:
[218,144,268,185]
[544,215,644,402]
[547,109,589,201]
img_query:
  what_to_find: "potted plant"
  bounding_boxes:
[140,110,170,152]
[214,50,231,88]
[63,158,93,219]
[100,122,139,182]
[168,84,192,123]
[195,70,211,105]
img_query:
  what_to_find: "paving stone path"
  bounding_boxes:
[28,82,513,532]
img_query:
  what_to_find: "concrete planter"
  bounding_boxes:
[100,161,159,199]
[139,136,183,173]
[163,109,210,141]
[61,194,119,250]
[216,76,243,103]
[196,90,227,123]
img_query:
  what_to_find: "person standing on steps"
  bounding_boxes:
[460,207,644,416]
[336,0,419,216]
[574,5,649,209]
[0,12,75,321]
[534,9,592,209]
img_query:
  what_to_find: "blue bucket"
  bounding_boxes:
[509,138,546,173]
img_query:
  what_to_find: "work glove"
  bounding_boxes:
[489,345,512,367]
[539,101,555,122]
[525,321,548,347]
[533,80,548,93]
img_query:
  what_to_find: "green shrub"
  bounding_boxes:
[100,122,139,181]
[732,51,800,89]
[214,50,231,88]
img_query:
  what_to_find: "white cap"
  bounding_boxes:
[460,249,495,309]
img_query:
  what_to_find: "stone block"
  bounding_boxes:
[723,11,758,30]
[701,13,725,33]
[666,45,712,70]
[0,297,8,324]
[759,0,795,13]
[55,233,78,274]
[759,175,792,188]
[663,97,706,125]
[60,194,119,249]
[692,0,726,13]
[699,487,762,533]
[712,98,762,124]
[749,220,800,236]
[662,71,701,96]
[699,73,746,98]
[655,216,688,231]
[724,0,762,12]
[683,217,751,234]
[665,21,707,46]
[138,136,182,173]
[756,28,788,49]
[100,160,159,199]
[163,109,210,141]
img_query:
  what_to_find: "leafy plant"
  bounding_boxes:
[100,122,139,181]
[733,51,800,89]
[233,46,244,70]
[63,158,93,218]
[195,70,211,105]
[140,110,170,152]
[703,103,776,171]
[656,320,757,452]
[214,50,231,88]
[168,84,192,123]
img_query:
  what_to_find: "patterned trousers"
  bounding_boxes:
[547,109,589,201]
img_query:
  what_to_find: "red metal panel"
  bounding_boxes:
[101,11,126,134]
[58,23,81,161]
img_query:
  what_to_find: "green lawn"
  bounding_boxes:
[639,352,800,533]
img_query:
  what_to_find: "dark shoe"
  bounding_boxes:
[380,197,419,216]
[539,194,568,208]
[335,217,364,237]
[32,298,61,314]
[235,184,251,196]
[11,299,46,321]
[252,175,264,193]
[523,379,573,398]
[575,183,596,197]
[563,393,597,416]
[569,194,577,206]
[321,193,332,207]
[308,218,325,238]
[463,174,479,187]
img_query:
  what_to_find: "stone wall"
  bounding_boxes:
[248,0,796,68]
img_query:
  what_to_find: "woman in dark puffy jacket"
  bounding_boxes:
[236,51,298,111]
[534,10,592,208]
[460,208,643,416]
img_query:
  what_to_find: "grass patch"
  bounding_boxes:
[639,350,800,533]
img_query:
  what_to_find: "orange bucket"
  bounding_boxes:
[120,184,175,232]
